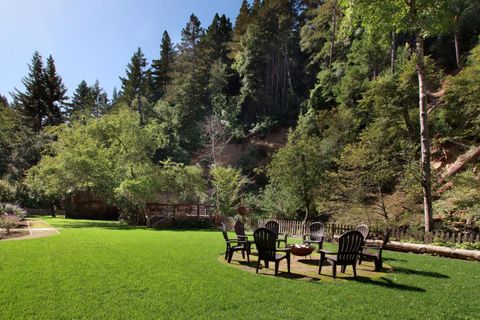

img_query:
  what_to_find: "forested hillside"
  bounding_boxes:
[1,0,479,231]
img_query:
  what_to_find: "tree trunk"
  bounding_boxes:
[390,30,396,74]
[415,36,433,232]
[329,0,338,66]
[51,204,56,218]
[454,15,462,69]
[137,95,144,126]
[300,154,310,225]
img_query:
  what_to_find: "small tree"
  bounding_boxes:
[267,130,334,224]
[210,166,249,216]
[0,215,19,235]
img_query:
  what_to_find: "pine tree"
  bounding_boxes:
[166,14,208,153]
[111,87,119,105]
[120,47,149,124]
[43,55,68,126]
[203,14,233,64]
[151,31,175,101]
[233,0,302,126]
[90,80,108,117]
[68,80,92,120]
[11,52,46,131]
[233,0,251,44]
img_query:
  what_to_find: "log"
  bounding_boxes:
[381,241,480,261]
[438,146,480,184]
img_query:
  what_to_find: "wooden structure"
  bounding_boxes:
[258,219,480,245]
[145,203,215,228]
[65,191,119,220]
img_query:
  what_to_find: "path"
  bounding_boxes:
[2,218,59,241]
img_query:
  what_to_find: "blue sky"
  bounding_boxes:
[0,0,243,101]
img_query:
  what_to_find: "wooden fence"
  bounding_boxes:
[257,219,480,245]
[25,208,65,216]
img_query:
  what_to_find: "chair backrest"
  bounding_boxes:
[265,220,279,235]
[219,223,229,242]
[337,230,364,264]
[254,227,277,261]
[234,220,246,236]
[309,222,325,241]
[355,224,369,240]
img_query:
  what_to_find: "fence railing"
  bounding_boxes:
[145,203,215,219]
[257,219,480,244]
[25,208,65,216]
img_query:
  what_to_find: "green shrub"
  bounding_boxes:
[0,214,20,235]
[0,203,27,219]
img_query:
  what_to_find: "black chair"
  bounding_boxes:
[220,224,250,263]
[254,228,291,276]
[234,220,250,242]
[359,229,392,271]
[265,220,288,248]
[319,230,364,279]
[303,222,325,249]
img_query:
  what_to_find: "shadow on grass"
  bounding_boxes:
[49,218,219,232]
[383,257,407,263]
[392,267,449,279]
[348,276,426,292]
[52,220,143,230]
[236,260,319,281]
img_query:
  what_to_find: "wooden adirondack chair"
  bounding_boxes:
[359,229,392,271]
[254,227,291,276]
[319,230,364,279]
[234,220,249,242]
[265,220,288,248]
[355,224,370,241]
[220,224,250,264]
[303,222,325,249]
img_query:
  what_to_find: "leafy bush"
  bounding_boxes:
[431,240,480,251]
[0,203,27,220]
[210,166,249,216]
[0,179,16,202]
[0,214,20,235]
[238,145,267,174]
[434,169,480,230]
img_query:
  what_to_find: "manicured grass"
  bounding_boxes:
[0,218,479,319]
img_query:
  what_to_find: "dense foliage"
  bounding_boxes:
[1,0,479,229]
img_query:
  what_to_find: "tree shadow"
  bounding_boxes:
[383,257,407,263]
[235,260,320,281]
[392,267,449,279]
[347,276,426,292]
[52,220,143,230]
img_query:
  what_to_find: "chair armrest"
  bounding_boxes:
[277,248,291,252]
[319,249,336,255]
[302,234,310,241]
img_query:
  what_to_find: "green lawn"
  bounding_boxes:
[0,218,479,319]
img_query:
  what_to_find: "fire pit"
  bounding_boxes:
[286,244,315,257]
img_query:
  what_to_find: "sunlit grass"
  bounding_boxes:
[0,218,478,319]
